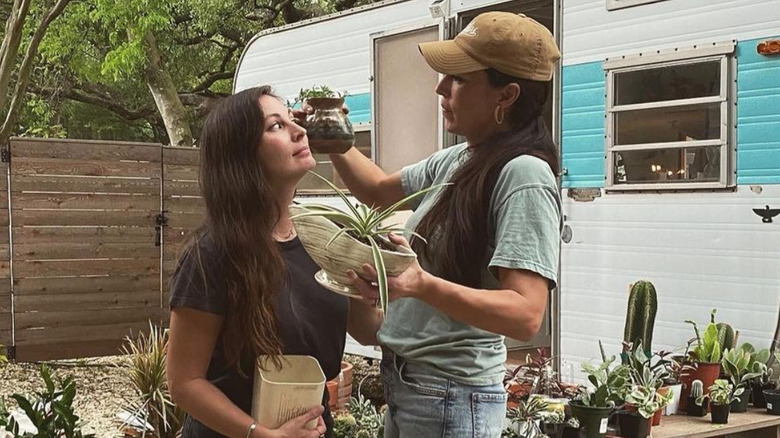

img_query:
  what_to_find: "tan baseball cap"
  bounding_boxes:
[419,12,561,81]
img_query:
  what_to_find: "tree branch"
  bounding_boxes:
[31,83,157,121]
[0,0,72,142]
[191,71,235,94]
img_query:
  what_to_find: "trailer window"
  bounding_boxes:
[606,55,733,190]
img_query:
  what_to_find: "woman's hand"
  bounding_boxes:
[265,406,327,438]
[347,234,431,303]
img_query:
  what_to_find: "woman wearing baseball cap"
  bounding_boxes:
[329,12,562,437]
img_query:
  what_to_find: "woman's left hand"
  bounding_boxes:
[347,233,431,303]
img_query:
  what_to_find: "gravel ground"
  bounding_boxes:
[0,354,383,438]
[0,356,135,438]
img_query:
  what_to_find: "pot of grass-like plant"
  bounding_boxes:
[290,172,444,313]
[569,342,630,438]
[295,85,354,154]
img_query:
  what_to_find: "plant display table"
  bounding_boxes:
[652,410,780,438]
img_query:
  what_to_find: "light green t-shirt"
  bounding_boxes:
[376,143,562,386]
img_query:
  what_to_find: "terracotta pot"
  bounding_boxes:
[290,204,417,298]
[341,361,354,387]
[680,362,720,412]
[326,380,339,411]
[651,387,670,426]
[303,97,354,154]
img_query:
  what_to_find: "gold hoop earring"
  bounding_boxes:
[494,105,505,125]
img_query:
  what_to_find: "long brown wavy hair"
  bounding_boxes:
[191,86,284,373]
[411,70,560,288]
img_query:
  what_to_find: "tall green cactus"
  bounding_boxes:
[623,281,658,354]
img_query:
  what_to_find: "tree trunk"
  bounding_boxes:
[0,0,71,144]
[142,30,193,147]
[0,0,33,112]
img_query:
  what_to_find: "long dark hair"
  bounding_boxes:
[191,86,285,372]
[411,70,560,288]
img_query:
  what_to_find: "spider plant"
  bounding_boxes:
[291,171,446,313]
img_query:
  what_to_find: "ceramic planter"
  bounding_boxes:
[664,383,682,415]
[290,204,416,298]
[303,97,354,153]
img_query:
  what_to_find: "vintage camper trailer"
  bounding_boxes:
[234,0,780,380]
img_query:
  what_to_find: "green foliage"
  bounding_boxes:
[332,378,384,438]
[685,309,724,363]
[623,342,669,391]
[0,365,96,438]
[696,379,742,407]
[291,171,446,313]
[578,341,631,408]
[504,396,554,438]
[120,323,183,438]
[721,344,764,389]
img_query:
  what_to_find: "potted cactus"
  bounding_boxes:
[721,344,763,413]
[686,380,707,417]
[569,342,630,438]
[622,281,657,362]
[696,379,742,424]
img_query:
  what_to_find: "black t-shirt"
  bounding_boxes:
[169,233,349,438]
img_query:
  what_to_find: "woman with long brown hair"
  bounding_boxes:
[166,86,382,438]
[324,12,563,438]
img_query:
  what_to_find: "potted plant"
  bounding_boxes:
[656,347,695,415]
[762,351,780,415]
[721,344,763,413]
[742,344,775,408]
[294,85,354,153]
[695,379,742,425]
[682,309,735,406]
[290,172,444,313]
[622,341,671,426]
[618,385,669,438]
[686,380,707,417]
[569,342,630,438]
[503,396,551,438]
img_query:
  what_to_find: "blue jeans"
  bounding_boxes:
[381,350,507,438]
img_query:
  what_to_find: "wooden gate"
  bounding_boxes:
[8,139,164,361]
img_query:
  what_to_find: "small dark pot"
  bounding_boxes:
[561,426,582,438]
[764,389,780,415]
[710,403,730,424]
[569,401,613,438]
[686,396,708,417]
[752,382,775,408]
[616,411,651,438]
[730,387,751,413]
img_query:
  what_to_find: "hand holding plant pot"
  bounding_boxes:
[290,171,446,313]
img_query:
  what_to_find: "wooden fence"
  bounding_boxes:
[0,138,203,361]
